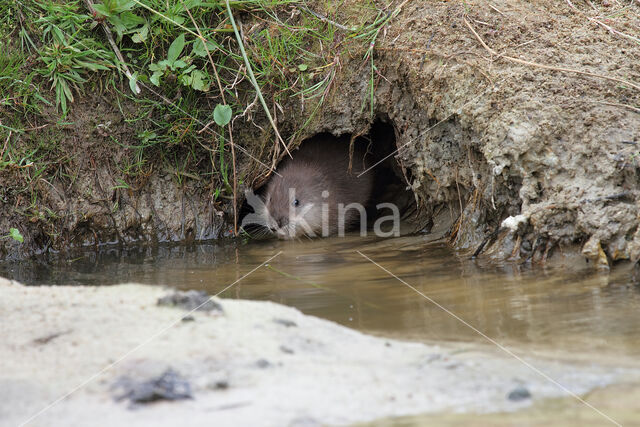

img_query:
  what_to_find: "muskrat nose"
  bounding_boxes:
[276,218,288,228]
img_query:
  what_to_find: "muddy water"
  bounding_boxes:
[3,234,640,361]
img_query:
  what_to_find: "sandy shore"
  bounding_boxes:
[1,277,637,426]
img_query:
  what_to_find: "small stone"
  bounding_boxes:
[32,330,71,345]
[157,290,223,312]
[205,372,229,391]
[507,385,532,401]
[114,368,192,404]
[213,380,229,390]
[280,345,294,354]
[273,318,297,327]
[256,359,271,368]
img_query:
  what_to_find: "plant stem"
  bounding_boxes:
[225,0,291,158]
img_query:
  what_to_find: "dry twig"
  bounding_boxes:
[184,6,238,235]
[463,16,640,91]
[592,100,640,113]
[565,0,640,44]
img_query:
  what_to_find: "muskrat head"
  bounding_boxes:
[263,165,328,239]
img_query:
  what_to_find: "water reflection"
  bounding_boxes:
[2,235,640,358]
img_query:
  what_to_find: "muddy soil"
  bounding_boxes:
[2,0,639,267]
[0,96,232,260]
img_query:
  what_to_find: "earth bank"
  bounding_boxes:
[1,0,639,269]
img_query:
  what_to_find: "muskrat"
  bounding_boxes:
[260,134,374,239]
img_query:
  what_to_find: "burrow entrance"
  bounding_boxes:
[240,119,416,238]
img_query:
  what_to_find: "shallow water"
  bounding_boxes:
[3,234,640,360]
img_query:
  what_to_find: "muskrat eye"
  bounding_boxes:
[292,199,299,207]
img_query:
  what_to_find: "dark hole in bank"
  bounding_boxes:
[240,119,415,238]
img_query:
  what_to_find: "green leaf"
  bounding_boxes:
[9,228,23,243]
[61,80,74,103]
[298,64,308,71]
[158,59,172,69]
[93,4,111,17]
[55,81,64,111]
[109,15,127,41]
[190,70,207,91]
[182,0,205,10]
[114,0,136,13]
[164,13,185,26]
[192,38,217,57]
[213,104,232,126]
[172,59,187,70]
[52,27,65,44]
[131,24,149,43]
[167,33,185,64]
[128,72,138,94]
[34,93,52,106]
[150,71,162,86]
[119,11,144,29]
[76,61,110,71]
[139,131,157,143]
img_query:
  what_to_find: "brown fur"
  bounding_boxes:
[262,134,374,239]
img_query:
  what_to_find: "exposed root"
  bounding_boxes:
[472,227,503,258]
[510,234,522,259]
[592,101,640,114]
[542,239,554,263]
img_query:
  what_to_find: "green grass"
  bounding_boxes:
[2,0,393,131]
[0,0,403,239]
